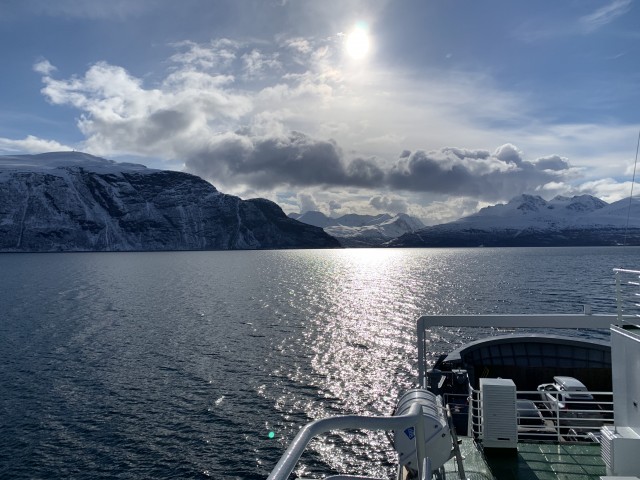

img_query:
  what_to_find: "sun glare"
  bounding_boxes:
[345,26,370,60]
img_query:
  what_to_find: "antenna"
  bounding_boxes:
[623,129,640,246]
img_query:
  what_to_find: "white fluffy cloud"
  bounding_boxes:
[39,59,251,159]
[0,135,72,154]
[33,59,56,75]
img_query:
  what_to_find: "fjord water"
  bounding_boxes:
[0,247,635,479]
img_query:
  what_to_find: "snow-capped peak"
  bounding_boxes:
[548,194,607,212]
[456,193,610,229]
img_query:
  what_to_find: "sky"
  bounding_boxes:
[1,0,639,224]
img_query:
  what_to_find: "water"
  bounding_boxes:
[0,247,637,479]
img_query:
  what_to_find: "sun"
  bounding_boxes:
[345,26,370,60]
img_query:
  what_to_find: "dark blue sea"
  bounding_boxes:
[1,247,636,479]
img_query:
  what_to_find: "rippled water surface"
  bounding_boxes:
[0,247,637,479]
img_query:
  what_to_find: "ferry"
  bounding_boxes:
[267,268,640,479]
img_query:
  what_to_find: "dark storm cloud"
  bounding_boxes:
[386,147,571,201]
[535,154,570,171]
[387,151,474,193]
[185,131,572,202]
[140,109,193,144]
[185,131,384,189]
[346,158,385,186]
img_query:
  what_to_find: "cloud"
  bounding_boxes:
[30,55,578,204]
[416,197,484,226]
[573,178,635,203]
[297,193,318,213]
[535,155,570,171]
[37,59,251,158]
[284,37,313,55]
[0,135,72,154]
[385,145,572,201]
[515,0,632,42]
[494,143,523,166]
[185,131,385,189]
[27,38,539,172]
[187,133,574,205]
[369,195,408,214]
[328,200,341,212]
[33,59,56,75]
[579,0,632,32]
[169,39,239,71]
[241,50,281,79]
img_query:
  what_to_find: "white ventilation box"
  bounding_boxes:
[480,378,517,449]
[601,426,640,476]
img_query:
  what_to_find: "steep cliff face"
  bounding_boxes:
[0,152,339,252]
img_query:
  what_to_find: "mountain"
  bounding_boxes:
[289,210,340,228]
[389,194,640,247]
[289,210,425,246]
[0,152,340,252]
[332,213,393,228]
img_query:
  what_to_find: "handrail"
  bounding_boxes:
[267,402,439,480]
[614,268,640,327]
[464,388,614,442]
[417,313,618,388]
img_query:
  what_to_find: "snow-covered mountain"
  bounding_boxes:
[288,210,342,228]
[289,210,425,246]
[390,194,640,247]
[0,152,339,252]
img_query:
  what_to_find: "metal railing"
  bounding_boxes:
[267,402,438,480]
[614,268,640,327]
[461,389,614,443]
[417,313,619,389]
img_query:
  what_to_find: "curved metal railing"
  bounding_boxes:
[267,402,442,480]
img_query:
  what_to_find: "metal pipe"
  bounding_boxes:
[267,403,429,480]
[417,322,426,388]
[418,313,618,330]
[414,405,428,480]
[616,270,624,324]
[421,457,432,480]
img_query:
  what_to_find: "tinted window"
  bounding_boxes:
[517,401,544,426]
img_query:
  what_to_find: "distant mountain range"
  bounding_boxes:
[0,152,339,252]
[389,194,640,247]
[289,211,425,247]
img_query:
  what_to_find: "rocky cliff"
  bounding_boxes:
[0,152,339,252]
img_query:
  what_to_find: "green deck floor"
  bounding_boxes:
[443,439,606,480]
